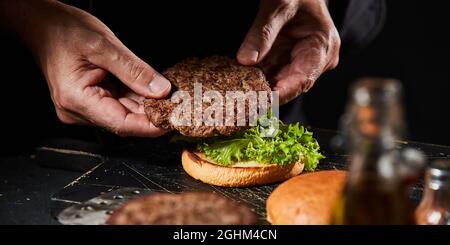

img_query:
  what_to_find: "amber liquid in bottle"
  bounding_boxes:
[332,149,415,225]
[332,152,416,224]
[337,183,415,225]
[331,78,416,225]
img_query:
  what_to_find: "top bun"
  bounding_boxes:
[266,170,347,224]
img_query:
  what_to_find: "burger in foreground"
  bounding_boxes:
[180,117,325,187]
[107,192,257,225]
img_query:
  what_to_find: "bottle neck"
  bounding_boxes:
[423,176,450,206]
[344,78,405,188]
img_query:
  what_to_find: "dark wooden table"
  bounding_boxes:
[1,128,449,224]
[46,129,450,224]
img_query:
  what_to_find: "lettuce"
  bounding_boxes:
[188,117,324,171]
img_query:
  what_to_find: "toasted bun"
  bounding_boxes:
[181,149,304,187]
[266,170,347,225]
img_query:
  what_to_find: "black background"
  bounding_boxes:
[0,0,449,156]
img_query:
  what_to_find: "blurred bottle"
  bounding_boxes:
[416,160,450,225]
[330,78,421,225]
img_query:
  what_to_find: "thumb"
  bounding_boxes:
[89,39,171,99]
[237,1,296,65]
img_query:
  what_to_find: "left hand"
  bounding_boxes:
[2,0,172,137]
[237,0,340,105]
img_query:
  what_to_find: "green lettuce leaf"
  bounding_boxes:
[176,117,324,171]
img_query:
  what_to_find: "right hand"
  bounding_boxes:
[8,0,172,137]
[237,0,340,105]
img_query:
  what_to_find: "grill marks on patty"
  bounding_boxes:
[144,56,271,137]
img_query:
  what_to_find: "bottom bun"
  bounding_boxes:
[181,149,304,187]
[266,170,347,225]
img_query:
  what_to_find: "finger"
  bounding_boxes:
[52,68,107,125]
[324,30,341,70]
[121,90,145,104]
[82,87,167,137]
[117,111,167,137]
[273,73,309,105]
[118,97,144,114]
[272,37,328,104]
[88,36,171,99]
[237,1,297,65]
[88,95,167,137]
[69,68,168,137]
[259,36,294,79]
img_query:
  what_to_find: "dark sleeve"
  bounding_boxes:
[329,0,386,54]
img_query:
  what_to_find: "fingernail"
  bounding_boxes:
[149,73,171,95]
[239,48,259,64]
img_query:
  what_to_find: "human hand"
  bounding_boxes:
[6,0,171,137]
[237,0,340,105]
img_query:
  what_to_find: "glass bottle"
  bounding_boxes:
[415,160,450,225]
[331,78,416,224]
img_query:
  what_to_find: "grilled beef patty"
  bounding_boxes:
[106,192,257,225]
[144,56,271,137]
